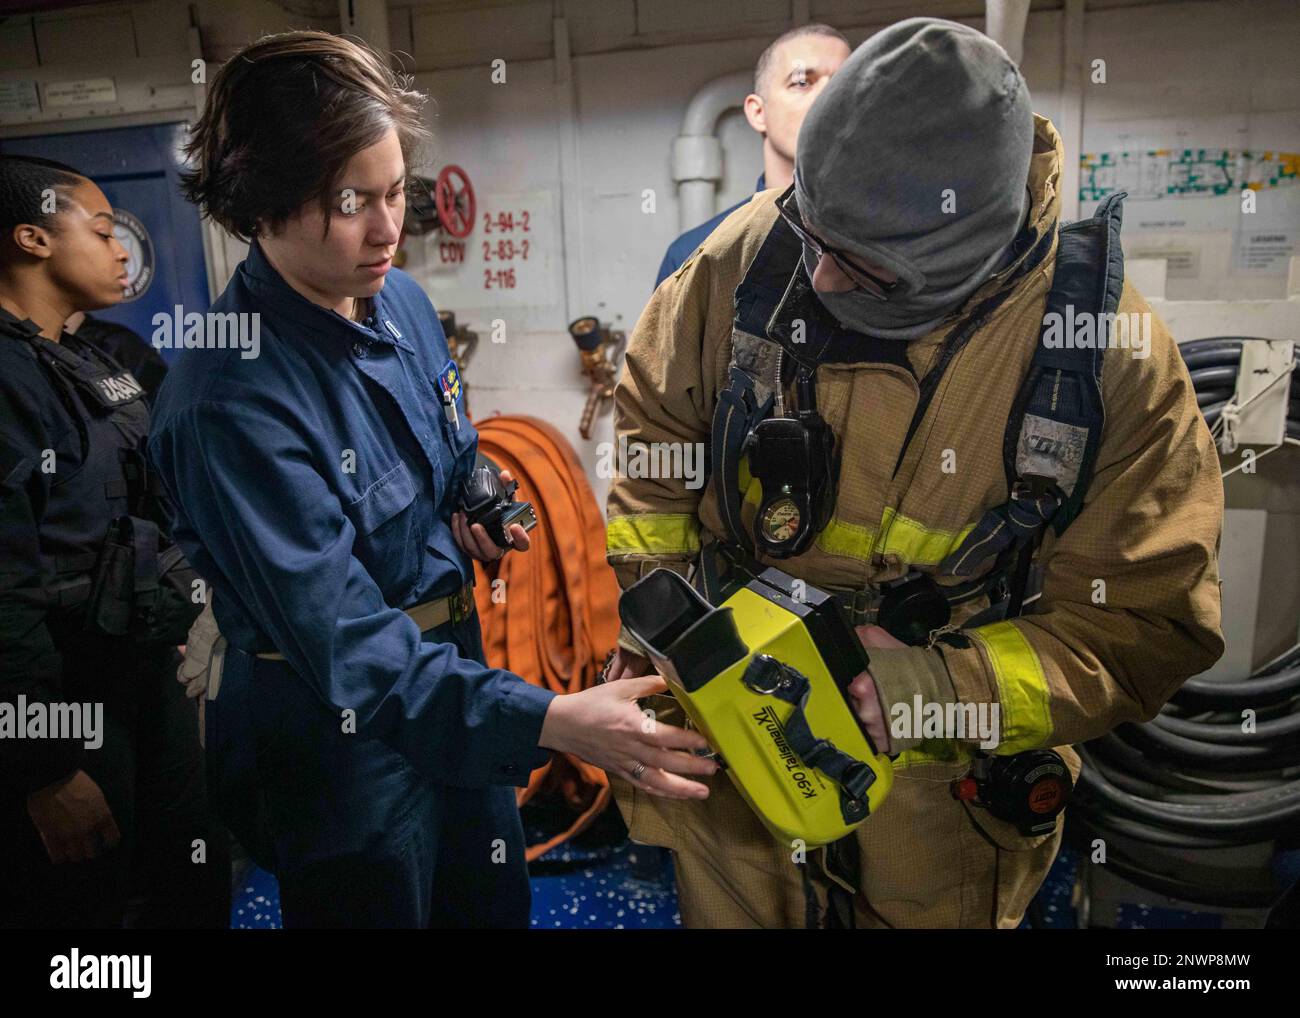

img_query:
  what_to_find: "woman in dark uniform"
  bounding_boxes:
[148,32,716,928]
[0,155,228,928]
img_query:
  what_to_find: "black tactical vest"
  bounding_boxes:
[1,309,200,644]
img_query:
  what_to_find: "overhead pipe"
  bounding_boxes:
[672,70,753,232]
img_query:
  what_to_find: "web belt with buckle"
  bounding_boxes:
[255,581,476,661]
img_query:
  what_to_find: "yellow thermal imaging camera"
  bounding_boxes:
[619,565,893,846]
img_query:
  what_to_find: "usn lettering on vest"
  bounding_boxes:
[95,372,144,404]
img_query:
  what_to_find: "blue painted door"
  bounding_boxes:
[0,121,209,362]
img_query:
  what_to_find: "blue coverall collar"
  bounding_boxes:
[241,240,416,354]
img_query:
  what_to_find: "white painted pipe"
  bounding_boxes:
[672,70,752,231]
[985,0,1031,65]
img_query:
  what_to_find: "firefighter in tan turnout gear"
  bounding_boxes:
[603,18,1225,928]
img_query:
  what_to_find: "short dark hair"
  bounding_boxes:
[182,31,429,240]
[754,23,850,96]
[0,155,86,239]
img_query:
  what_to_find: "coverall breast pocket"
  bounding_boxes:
[342,460,425,602]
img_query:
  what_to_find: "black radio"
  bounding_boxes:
[460,464,537,549]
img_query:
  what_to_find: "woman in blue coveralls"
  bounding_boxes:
[147,31,717,928]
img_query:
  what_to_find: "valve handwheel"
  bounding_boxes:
[435,164,476,239]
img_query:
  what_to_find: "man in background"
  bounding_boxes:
[655,23,850,287]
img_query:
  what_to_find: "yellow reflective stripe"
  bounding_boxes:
[606,513,701,558]
[876,506,974,566]
[738,457,762,509]
[815,516,878,559]
[892,742,973,770]
[811,509,973,566]
[967,621,1053,753]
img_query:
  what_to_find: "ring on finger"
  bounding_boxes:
[630,761,647,782]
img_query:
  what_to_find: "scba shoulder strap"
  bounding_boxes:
[711,217,791,558]
[940,190,1127,585]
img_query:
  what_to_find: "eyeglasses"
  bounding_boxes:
[777,188,901,300]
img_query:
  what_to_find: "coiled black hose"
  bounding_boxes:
[1076,645,1300,844]
[1071,337,1299,886]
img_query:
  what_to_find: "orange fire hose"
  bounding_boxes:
[469,415,621,861]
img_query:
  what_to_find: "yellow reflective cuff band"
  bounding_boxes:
[968,621,1053,753]
[606,513,701,558]
[892,742,973,770]
[877,506,974,566]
